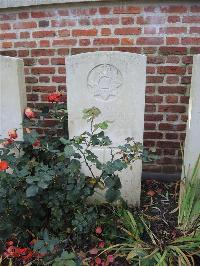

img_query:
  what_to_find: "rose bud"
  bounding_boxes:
[25,107,35,119]
[8,129,18,139]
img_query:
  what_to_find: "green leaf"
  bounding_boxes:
[26,185,39,197]
[64,145,76,158]
[105,188,121,202]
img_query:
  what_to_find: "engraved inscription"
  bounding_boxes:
[87,64,123,101]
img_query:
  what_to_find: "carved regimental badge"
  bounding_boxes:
[87,64,123,101]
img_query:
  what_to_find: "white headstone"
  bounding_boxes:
[66,52,146,206]
[0,56,27,141]
[182,55,200,178]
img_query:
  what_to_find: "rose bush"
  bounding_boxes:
[0,93,154,265]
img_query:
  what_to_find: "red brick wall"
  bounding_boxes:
[0,1,199,174]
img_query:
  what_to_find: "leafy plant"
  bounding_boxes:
[0,101,149,260]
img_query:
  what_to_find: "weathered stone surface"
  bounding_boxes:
[0,56,27,141]
[66,51,146,205]
[182,54,200,178]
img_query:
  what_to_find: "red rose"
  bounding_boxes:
[8,129,18,139]
[95,226,102,234]
[0,161,9,171]
[32,140,41,148]
[98,241,105,248]
[47,93,62,103]
[25,107,35,119]
[95,257,102,265]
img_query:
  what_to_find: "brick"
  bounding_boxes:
[27,94,38,101]
[182,56,193,65]
[121,17,134,25]
[0,13,16,20]
[58,29,70,37]
[146,76,164,83]
[79,18,90,26]
[136,37,164,45]
[23,58,36,66]
[164,149,176,155]
[0,33,16,39]
[121,38,134,45]
[52,39,77,46]
[144,123,156,130]
[182,37,200,45]
[158,105,186,113]
[190,5,200,12]
[147,66,155,74]
[160,5,187,13]
[14,41,37,48]
[143,140,156,147]
[72,29,97,36]
[71,48,97,55]
[166,76,179,84]
[190,47,200,54]
[145,86,155,94]
[182,16,200,23]
[70,8,97,16]
[99,7,111,15]
[39,76,50,83]
[58,67,66,74]
[181,76,191,84]
[31,49,55,57]
[79,39,91,46]
[166,56,180,64]
[144,132,163,139]
[57,48,69,56]
[31,67,55,74]
[39,20,49,27]
[52,76,66,83]
[166,37,179,45]
[137,16,165,25]
[145,95,163,103]
[2,42,12,49]
[18,50,29,57]
[114,47,141,53]
[58,9,69,16]
[13,21,37,29]
[92,18,119,26]
[143,47,157,54]
[114,27,141,35]
[38,58,49,65]
[20,32,30,39]
[101,28,111,36]
[166,114,178,121]
[144,26,156,34]
[167,16,180,23]
[40,40,50,48]
[190,27,200,34]
[25,77,38,84]
[159,27,187,34]
[157,141,180,148]
[31,11,55,18]
[145,105,156,112]
[159,46,187,55]
[51,58,65,65]
[32,30,56,38]
[0,23,11,30]
[93,38,119,45]
[159,123,186,131]
[180,96,189,104]
[157,66,186,75]
[113,6,141,14]
[147,56,164,64]
[18,12,29,19]
[32,86,56,93]
[165,95,178,103]
[51,19,76,27]
[158,86,186,94]
[145,114,163,121]
[181,115,188,122]
[165,133,178,140]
